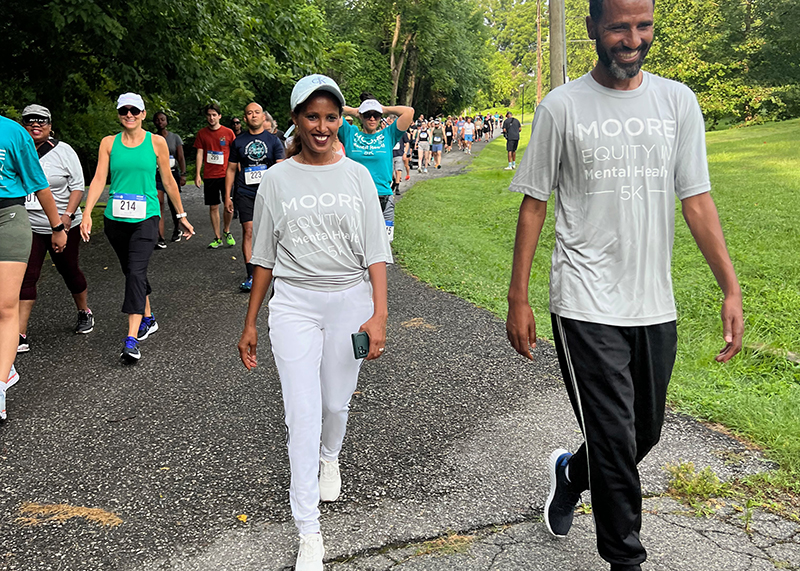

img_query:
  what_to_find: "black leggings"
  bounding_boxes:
[20,227,87,300]
[104,216,159,314]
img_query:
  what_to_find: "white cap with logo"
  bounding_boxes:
[116,93,146,110]
[358,99,383,115]
[290,75,345,112]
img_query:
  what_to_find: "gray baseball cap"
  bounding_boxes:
[21,104,51,119]
[290,75,345,112]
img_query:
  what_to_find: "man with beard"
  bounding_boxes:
[505,0,743,569]
[224,102,284,292]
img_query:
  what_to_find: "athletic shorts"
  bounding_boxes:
[393,155,404,172]
[506,139,519,152]
[0,204,33,263]
[418,141,430,152]
[431,144,443,152]
[203,177,226,206]
[234,191,255,224]
[465,134,473,142]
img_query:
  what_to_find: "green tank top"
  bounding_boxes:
[104,131,160,222]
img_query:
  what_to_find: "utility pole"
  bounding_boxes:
[550,0,567,89]
[520,84,525,124]
[536,0,543,104]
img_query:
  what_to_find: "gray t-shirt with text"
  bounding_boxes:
[251,157,393,292]
[27,141,84,233]
[509,72,711,326]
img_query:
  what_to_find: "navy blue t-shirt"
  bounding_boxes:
[228,130,285,196]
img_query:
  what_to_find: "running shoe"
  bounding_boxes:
[404,175,410,181]
[0,388,5,421]
[208,238,223,249]
[544,449,582,537]
[224,231,236,247]
[423,168,428,173]
[75,309,94,334]
[239,275,253,293]
[504,165,514,170]
[120,336,141,363]
[437,165,441,169]
[7,364,19,390]
[137,315,159,341]
[17,334,29,353]
[319,459,341,502]
[156,237,167,250]
[171,230,182,242]
[296,533,324,571]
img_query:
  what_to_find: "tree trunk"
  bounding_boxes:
[391,27,413,105]
[403,48,418,107]
[536,0,543,104]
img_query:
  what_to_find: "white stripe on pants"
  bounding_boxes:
[268,278,374,534]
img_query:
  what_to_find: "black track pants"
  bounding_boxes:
[551,314,677,567]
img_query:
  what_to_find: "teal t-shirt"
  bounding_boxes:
[0,115,49,198]
[338,121,404,196]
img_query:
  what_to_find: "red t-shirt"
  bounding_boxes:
[194,126,236,179]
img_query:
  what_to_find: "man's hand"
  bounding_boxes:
[506,300,537,360]
[716,294,743,363]
[195,175,202,188]
[225,198,234,213]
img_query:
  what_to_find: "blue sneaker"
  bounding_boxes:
[137,314,159,341]
[544,448,582,537]
[239,275,253,293]
[120,336,141,363]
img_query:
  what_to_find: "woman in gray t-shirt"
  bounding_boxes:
[19,106,94,351]
[237,74,391,571]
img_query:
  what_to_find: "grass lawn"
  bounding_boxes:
[393,119,800,489]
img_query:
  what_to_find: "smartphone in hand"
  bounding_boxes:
[351,332,369,359]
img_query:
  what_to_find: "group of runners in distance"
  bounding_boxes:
[0,0,745,569]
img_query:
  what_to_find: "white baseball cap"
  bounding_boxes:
[116,92,145,110]
[290,75,345,112]
[358,99,383,115]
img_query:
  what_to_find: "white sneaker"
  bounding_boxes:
[423,168,428,173]
[7,364,19,390]
[319,458,341,502]
[296,533,324,571]
[504,165,513,170]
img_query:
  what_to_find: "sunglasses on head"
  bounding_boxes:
[118,106,142,116]
[22,116,50,126]
[363,112,382,120]
[233,120,241,125]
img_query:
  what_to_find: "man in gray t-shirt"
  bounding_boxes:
[505,0,743,569]
[501,112,522,170]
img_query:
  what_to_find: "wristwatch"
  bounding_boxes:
[65,211,76,220]
[51,223,66,232]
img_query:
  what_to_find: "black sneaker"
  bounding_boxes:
[17,333,30,353]
[544,449,582,537]
[120,336,141,363]
[156,237,167,250]
[75,310,94,334]
[137,314,159,341]
[171,230,182,242]
[611,566,642,571]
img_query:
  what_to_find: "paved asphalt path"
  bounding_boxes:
[1,134,797,571]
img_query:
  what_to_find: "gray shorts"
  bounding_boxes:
[393,155,404,172]
[418,141,430,152]
[0,204,33,263]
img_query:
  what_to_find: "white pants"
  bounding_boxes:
[268,278,374,534]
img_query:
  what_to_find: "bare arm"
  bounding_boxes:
[155,136,194,239]
[383,105,415,131]
[343,106,359,117]
[681,192,743,362]
[224,160,238,211]
[176,142,186,186]
[238,265,274,370]
[80,136,113,242]
[506,196,548,360]
[360,262,388,360]
[194,148,203,187]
